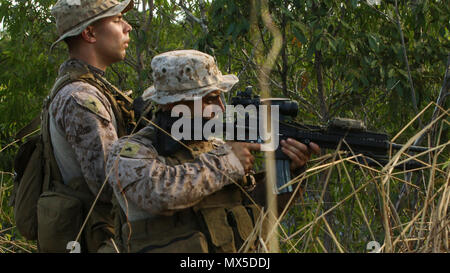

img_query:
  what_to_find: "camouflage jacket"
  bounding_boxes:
[105,126,245,221]
[49,59,118,202]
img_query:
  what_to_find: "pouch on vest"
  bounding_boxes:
[199,207,236,253]
[83,200,115,252]
[137,231,209,253]
[11,133,43,240]
[121,211,209,253]
[44,176,114,253]
[37,191,83,253]
[228,205,255,248]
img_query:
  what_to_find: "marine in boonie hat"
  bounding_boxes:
[51,0,134,50]
[142,50,239,104]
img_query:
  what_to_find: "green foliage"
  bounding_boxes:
[0,0,448,252]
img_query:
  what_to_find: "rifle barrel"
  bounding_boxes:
[390,143,429,153]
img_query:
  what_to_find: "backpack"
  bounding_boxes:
[9,73,73,241]
[9,120,43,240]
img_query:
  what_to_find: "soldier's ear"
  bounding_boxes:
[81,26,96,43]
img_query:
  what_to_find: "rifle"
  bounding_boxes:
[229,86,429,193]
[135,87,429,194]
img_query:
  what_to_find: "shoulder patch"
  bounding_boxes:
[71,91,111,122]
[120,142,141,158]
[84,95,102,113]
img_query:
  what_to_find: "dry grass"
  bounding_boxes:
[0,104,447,253]
[250,103,449,253]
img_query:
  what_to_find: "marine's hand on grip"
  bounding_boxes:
[280,138,320,172]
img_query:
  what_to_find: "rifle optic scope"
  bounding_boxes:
[231,86,299,118]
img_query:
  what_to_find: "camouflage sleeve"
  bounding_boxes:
[106,138,245,214]
[51,81,118,202]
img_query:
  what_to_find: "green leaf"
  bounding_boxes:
[315,39,322,50]
[294,21,309,34]
[306,40,316,59]
[350,42,356,53]
[388,68,396,78]
[340,20,352,30]
[398,69,408,78]
[368,34,379,52]
[387,78,397,90]
[293,26,307,44]
[328,37,337,51]
[226,23,235,36]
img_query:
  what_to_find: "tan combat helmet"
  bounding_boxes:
[142,50,239,104]
[51,0,134,50]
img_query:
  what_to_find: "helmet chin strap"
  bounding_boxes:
[220,92,227,105]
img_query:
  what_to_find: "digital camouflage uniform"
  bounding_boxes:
[50,59,119,203]
[107,129,245,217]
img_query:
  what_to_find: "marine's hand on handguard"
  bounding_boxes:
[280,138,320,172]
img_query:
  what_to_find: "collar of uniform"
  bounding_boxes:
[59,58,106,78]
[85,62,106,77]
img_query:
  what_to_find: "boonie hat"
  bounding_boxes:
[142,50,239,104]
[51,0,133,49]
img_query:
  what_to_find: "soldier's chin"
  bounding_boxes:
[117,50,127,61]
[108,54,126,65]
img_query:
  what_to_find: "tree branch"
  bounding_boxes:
[177,0,209,35]
[240,48,318,116]
[395,54,450,212]
[430,54,450,141]
[394,0,421,127]
[142,0,154,34]
[314,50,329,122]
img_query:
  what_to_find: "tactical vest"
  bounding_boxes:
[12,59,135,253]
[112,133,269,253]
